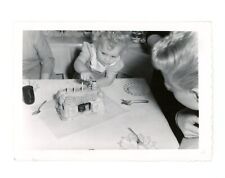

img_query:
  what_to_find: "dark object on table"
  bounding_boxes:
[78,102,91,112]
[22,85,35,105]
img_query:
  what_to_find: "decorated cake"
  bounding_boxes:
[55,84,104,121]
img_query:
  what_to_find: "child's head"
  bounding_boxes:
[152,31,198,110]
[92,31,131,65]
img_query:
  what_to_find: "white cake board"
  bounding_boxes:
[38,96,126,138]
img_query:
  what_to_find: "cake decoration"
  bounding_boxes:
[55,81,104,121]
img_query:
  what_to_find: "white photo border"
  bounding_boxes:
[13,21,213,161]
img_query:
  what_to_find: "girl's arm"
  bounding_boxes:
[74,59,95,81]
[96,71,117,87]
[74,59,90,73]
[74,42,91,74]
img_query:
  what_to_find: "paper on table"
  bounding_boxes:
[123,79,151,96]
[118,129,158,149]
[39,96,126,138]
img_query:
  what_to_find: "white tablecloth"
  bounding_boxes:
[19,79,179,150]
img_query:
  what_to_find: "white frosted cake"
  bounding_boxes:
[55,87,104,121]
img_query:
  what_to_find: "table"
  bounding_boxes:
[20,79,179,150]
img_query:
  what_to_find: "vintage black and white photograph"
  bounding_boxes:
[2,0,224,176]
[14,23,212,160]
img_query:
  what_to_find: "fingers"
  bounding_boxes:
[81,74,89,81]
[184,131,198,138]
[80,74,86,81]
[176,112,199,138]
[191,116,199,124]
[80,72,95,81]
[183,131,198,138]
[183,123,199,138]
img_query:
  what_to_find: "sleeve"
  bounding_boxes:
[76,42,91,64]
[35,31,54,62]
[34,31,55,74]
[107,60,124,74]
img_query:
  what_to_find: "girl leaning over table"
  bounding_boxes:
[74,31,131,87]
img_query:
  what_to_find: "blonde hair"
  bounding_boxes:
[152,31,198,91]
[92,31,131,52]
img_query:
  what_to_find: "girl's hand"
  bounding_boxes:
[80,72,94,81]
[176,109,199,138]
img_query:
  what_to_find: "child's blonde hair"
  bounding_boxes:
[152,31,198,91]
[92,31,131,52]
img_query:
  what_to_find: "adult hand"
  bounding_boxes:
[176,109,199,138]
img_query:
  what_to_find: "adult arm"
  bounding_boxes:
[35,32,55,79]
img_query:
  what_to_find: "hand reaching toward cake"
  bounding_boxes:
[80,72,95,81]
